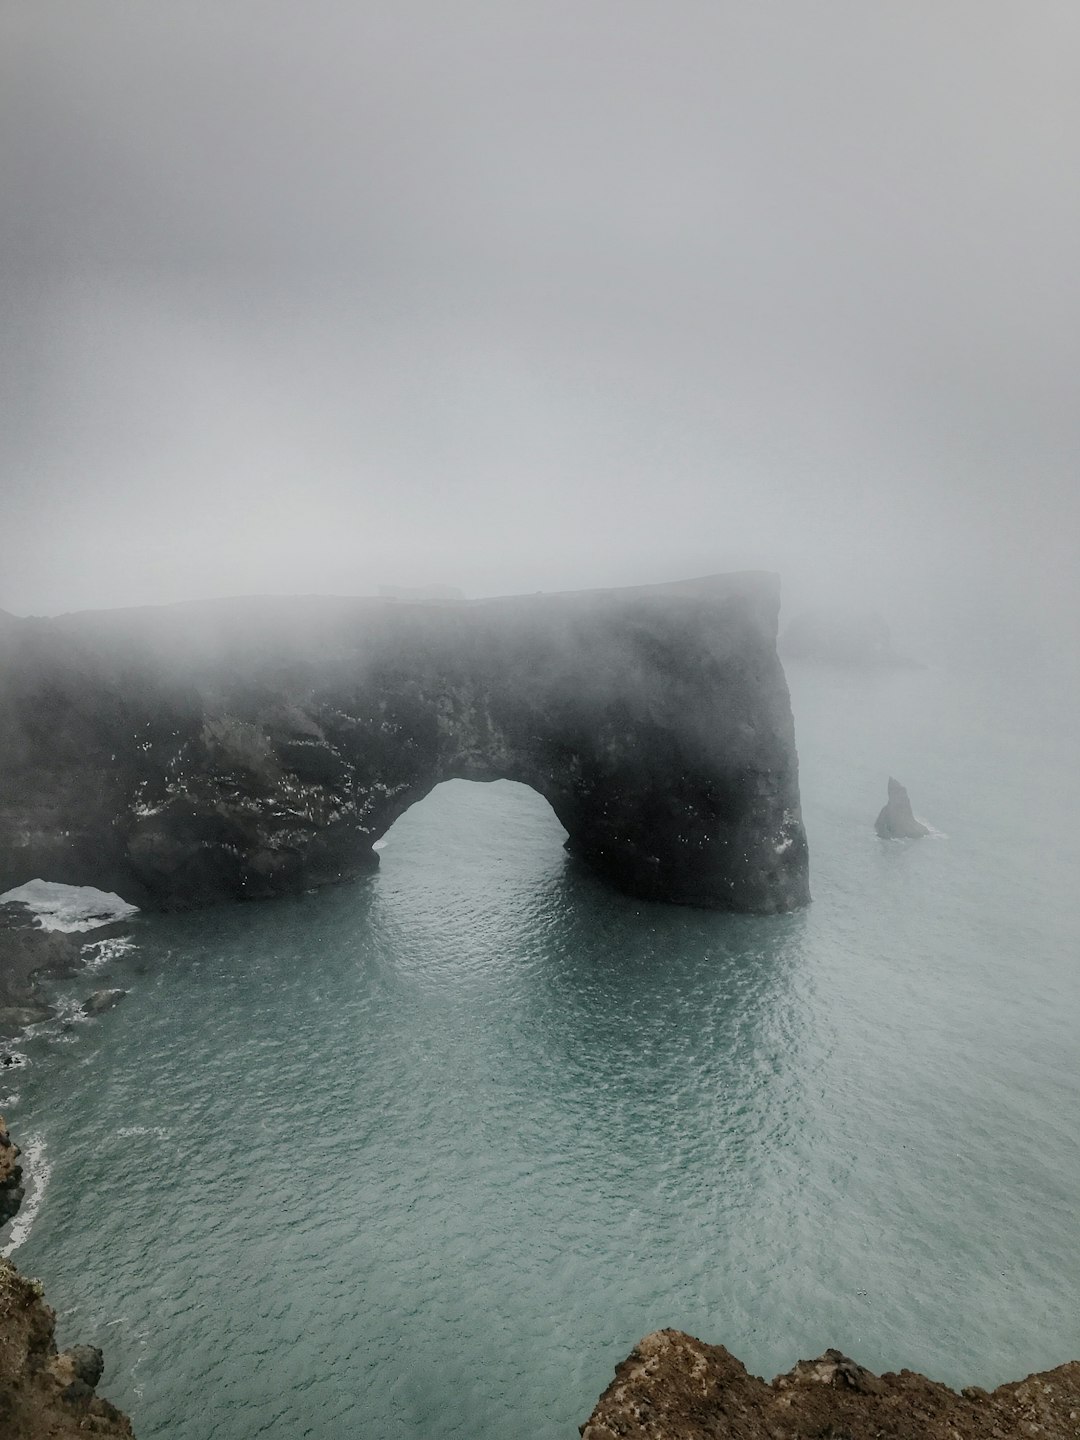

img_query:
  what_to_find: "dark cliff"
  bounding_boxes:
[582,1330,1080,1440]
[0,574,809,913]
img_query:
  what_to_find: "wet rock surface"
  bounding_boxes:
[0,1113,23,1227]
[0,902,132,1039]
[0,904,79,1038]
[0,1119,134,1437]
[81,988,127,1016]
[875,776,931,838]
[0,575,809,914]
[582,1329,1080,1440]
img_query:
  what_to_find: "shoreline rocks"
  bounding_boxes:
[0,898,133,1039]
[0,1113,24,1227]
[0,1116,134,1437]
[582,1329,1080,1440]
[0,904,81,1038]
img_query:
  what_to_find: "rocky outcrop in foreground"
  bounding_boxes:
[0,1113,23,1226]
[0,574,808,914]
[582,1329,1080,1440]
[0,1117,133,1437]
[875,776,931,838]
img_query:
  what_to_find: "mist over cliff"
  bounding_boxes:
[2,1,1079,661]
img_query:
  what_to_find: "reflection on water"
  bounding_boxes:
[7,663,1080,1438]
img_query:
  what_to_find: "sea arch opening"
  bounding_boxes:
[372,778,570,887]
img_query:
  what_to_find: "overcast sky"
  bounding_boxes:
[2,1,1078,629]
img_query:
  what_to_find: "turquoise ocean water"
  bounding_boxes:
[4,658,1080,1437]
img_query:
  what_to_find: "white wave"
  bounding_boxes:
[0,1093,18,1108]
[0,879,139,932]
[0,1052,29,1070]
[372,839,388,851]
[52,995,91,1024]
[1,880,138,933]
[80,935,137,970]
[1,1134,51,1256]
[115,1125,170,1140]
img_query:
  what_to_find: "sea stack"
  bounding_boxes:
[875,777,930,838]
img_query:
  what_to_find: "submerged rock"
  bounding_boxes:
[581,1329,1080,1439]
[81,989,127,1016]
[875,777,931,838]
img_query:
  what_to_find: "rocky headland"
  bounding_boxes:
[0,1116,133,1437]
[582,1329,1080,1440]
[0,574,809,915]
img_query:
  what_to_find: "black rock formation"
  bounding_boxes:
[81,990,127,1017]
[0,574,809,913]
[875,777,930,838]
[0,906,81,1038]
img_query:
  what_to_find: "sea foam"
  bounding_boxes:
[0,1134,50,1256]
[0,879,139,932]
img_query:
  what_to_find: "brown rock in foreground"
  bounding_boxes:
[0,1112,24,1225]
[582,1329,1080,1440]
[0,1116,134,1437]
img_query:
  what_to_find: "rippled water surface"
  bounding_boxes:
[6,661,1080,1437]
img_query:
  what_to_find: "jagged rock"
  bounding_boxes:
[0,1121,133,1438]
[0,1113,24,1227]
[0,575,809,914]
[581,1329,1080,1439]
[875,776,930,838]
[0,904,83,1038]
[81,989,127,1016]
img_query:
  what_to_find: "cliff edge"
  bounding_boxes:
[582,1329,1080,1440]
[0,1116,134,1437]
[0,574,808,914]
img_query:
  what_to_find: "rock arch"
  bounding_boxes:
[0,575,809,913]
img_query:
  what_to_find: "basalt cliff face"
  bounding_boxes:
[0,1117,133,1437]
[0,574,809,914]
[582,1330,1080,1440]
